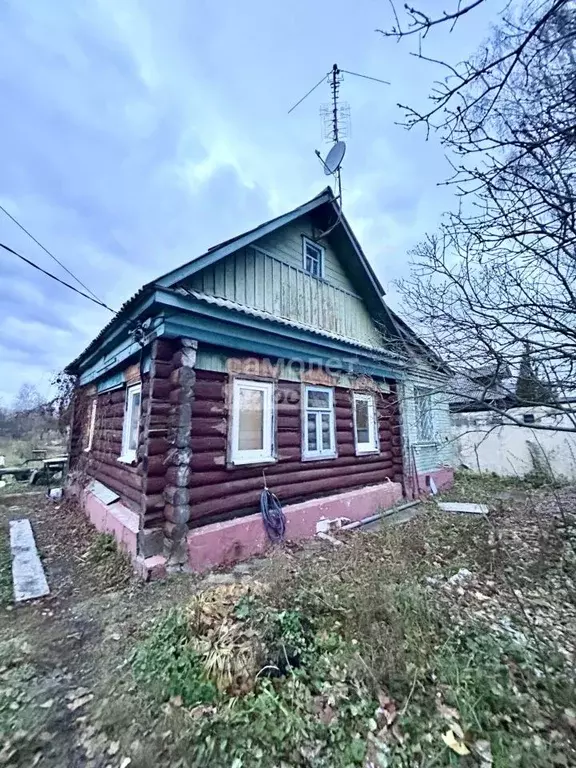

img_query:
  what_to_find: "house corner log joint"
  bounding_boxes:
[163,338,197,568]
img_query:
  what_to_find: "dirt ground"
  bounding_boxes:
[0,493,225,767]
[1,479,575,767]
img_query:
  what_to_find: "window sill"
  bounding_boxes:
[118,454,137,465]
[230,457,277,467]
[355,448,380,456]
[302,452,338,462]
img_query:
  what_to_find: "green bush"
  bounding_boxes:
[131,610,216,706]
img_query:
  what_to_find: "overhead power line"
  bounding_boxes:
[0,241,116,312]
[0,203,105,304]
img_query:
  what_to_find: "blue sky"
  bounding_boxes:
[0,0,495,403]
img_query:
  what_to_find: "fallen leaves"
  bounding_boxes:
[67,693,94,712]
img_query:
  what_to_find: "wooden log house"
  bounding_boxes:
[67,188,453,574]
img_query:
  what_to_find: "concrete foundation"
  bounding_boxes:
[82,488,140,557]
[187,480,403,572]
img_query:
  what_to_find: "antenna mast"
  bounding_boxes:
[287,62,388,214]
[330,64,343,202]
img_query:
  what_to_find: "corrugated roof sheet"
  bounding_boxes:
[179,288,406,362]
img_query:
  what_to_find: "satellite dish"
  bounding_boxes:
[323,140,346,175]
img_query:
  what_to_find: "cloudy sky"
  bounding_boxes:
[0,0,495,403]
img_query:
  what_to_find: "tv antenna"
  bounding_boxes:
[288,63,389,210]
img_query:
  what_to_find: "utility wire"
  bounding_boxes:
[0,241,116,312]
[0,202,105,304]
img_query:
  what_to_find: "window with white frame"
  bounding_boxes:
[231,379,275,465]
[353,393,379,454]
[84,398,97,452]
[414,387,434,442]
[303,237,324,278]
[303,385,336,459]
[120,384,141,462]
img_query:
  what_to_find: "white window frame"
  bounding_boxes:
[230,378,275,465]
[119,383,141,463]
[302,236,325,279]
[353,393,379,454]
[84,398,97,452]
[414,386,434,443]
[302,385,337,460]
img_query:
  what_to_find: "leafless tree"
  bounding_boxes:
[382,1,576,430]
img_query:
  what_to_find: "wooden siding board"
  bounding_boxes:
[179,214,384,350]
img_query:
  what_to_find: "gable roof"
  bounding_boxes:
[67,187,441,375]
[155,186,385,296]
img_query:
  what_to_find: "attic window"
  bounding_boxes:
[303,237,324,278]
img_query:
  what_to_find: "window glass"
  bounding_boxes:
[303,385,335,458]
[353,393,378,453]
[355,399,370,443]
[238,388,264,450]
[303,238,323,278]
[321,412,332,451]
[128,389,141,451]
[415,388,433,441]
[231,380,274,464]
[307,413,318,451]
[121,384,141,461]
[307,389,330,409]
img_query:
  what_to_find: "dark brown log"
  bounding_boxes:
[190,468,396,521]
[145,475,166,494]
[148,438,170,456]
[143,493,165,510]
[277,415,300,430]
[190,452,228,471]
[191,400,226,417]
[155,338,176,362]
[91,462,143,491]
[146,455,169,477]
[143,510,166,527]
[92,469,142,504]
[154,360,174,379]
[196,369,226,382]
[189,460,394,502]
[190,417,227,436]
[190,436,227,452]
[193,381,226,401]
[188,451,395,486]
[152,379,173,399]
[277,432,301,448]
[149,402,172,416]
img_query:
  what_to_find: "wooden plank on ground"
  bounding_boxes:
[10,519,50,602]
[437,502,489,516]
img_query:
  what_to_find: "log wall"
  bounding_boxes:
[188,369,403,526]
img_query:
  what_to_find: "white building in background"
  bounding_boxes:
[452,404,576,481]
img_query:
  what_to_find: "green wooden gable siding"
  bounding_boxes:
[186,215,383,349]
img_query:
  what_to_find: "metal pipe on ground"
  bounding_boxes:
[340,500,422,531]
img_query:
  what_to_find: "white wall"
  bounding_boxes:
[452,406,576,480]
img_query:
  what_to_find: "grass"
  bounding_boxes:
[0,522,12,608]
[87,478,576,767]
[85,532,133,590]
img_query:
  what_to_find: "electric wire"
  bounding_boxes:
[0,203,106,304]
[0,241,116,312]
